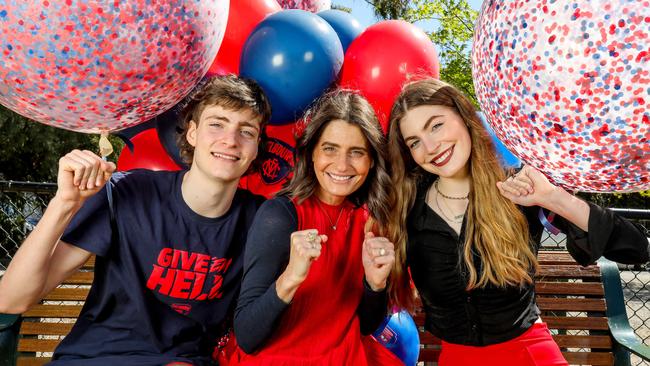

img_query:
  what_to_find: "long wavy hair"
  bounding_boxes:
[278,89,393,232]
[387,79,537,309]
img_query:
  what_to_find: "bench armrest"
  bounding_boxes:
[0,313,20,366]
[597,257,650,362]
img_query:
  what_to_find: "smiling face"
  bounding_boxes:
[399,104,472,180]
[311,119,373,205]
[186,104,261,184]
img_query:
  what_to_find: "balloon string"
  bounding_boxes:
[99,133,115,216]
[538,207,561,235]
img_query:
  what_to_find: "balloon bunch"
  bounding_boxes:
[0,0,441,185]
[233,6,440,196]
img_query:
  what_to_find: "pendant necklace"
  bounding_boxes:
[428,179,468,224]
[315,198,345,231]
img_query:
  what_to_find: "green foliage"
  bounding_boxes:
[578,191,650,210]
[0,105,123,182]
[331,4,352,12]
[405,0,478,104]
[366,0,410,19]
[364,0,478,103]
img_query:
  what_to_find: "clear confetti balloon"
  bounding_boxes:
[472,0,650,192]
[277,0,331,13]
[0,0,229,133]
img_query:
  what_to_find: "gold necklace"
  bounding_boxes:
[434,179,469,200]
[435,190,464,224]
[315,198,345,230]
[427,184,464,224]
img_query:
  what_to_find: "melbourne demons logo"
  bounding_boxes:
[261,138,294,184]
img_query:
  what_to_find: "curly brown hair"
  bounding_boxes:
[177,75,272,174]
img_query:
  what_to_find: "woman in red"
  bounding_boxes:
[231,90,403,365]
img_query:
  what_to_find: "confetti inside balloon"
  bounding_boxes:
[277,0,331,13]
[472,0,650,192]
[0,0,229,133]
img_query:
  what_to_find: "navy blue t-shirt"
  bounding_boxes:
[50,170,263,366]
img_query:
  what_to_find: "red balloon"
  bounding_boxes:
[209,0,282,75]
[239,123,296,198]
[117,128,182,171]
[338,20,440,133]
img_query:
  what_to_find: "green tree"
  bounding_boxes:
[363,0,479,103]
[0,105,122,182]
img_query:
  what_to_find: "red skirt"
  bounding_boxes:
[439,323,569,366]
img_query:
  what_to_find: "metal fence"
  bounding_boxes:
[1,180,649,364]
[0,181,56,270]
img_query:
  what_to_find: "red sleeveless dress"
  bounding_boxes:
[231,196,403,365]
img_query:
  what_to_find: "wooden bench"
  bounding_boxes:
[415,251,650,365]
[1,252,649,365]
[0,257,94,366]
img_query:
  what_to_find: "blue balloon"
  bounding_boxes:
[155,106,189,170]
[240,10,344,125]
[373,310,420,366]
[478,112,522,169]
[317,9,364,52]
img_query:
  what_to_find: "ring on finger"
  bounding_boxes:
[379,248,386,256]
[307,232,316,244]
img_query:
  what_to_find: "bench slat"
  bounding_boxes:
[43,288,90,301]
[22,305,83,318]
[554,334,613,349]
[538,252,580,265]
[563,352,615,366]
[537,297,606,312]
[536,281,604,296]
[18,338,60,352]
[82,256,95,269]
[418,331,441,345]
[60,272,93,285]
[418,348,442,362]
[17,358,50,366]
[19,322,74,335]
[537,265,601,278]
[542,316,609,330]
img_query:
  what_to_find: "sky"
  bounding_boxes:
[333,0,484,30]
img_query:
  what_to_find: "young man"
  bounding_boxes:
[0,75,271,365]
